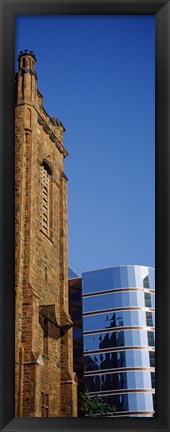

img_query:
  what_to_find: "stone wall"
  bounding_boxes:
[15,50,77,417]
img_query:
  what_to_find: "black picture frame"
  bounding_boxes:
[0,0,170,431]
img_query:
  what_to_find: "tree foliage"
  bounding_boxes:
[80,393,116,417]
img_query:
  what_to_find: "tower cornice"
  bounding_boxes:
[37,112,68,157]
[15,101,68,157]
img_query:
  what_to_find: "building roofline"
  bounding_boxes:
[81,264,155,275]
[68,276,82,281]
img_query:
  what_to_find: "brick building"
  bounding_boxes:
[15,50,78,417]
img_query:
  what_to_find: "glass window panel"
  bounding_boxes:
[83,310,154,332]
[144,292,151,307]
[136,291,145,306]
[136,393,145,410]
[141,267,150,284]
[147,331,155,346]
[129,392,138,410]
[125,350,135,367]
[139,330,149,345]
[82,266,155,296]
[120,267,129,287]
[143,275,150,289]
[152,312,155,326]
[133,349,142,365]
[83,290,149,313]
[151,372,155,388]
[112,267,121,288]
[85,371,153,393]
[141,350,150,365]
[126,371,136,388]
[127,266,136,287]
[82,268,115,294]
[149,268,155,291]
[135,372,144,388]
[84,330,155,352]
[146,312,153,326]
[151,294,155,308]
[134,266,143,288]
[128,291,136,306]
[143,371,152,388]
[149,351,155,367]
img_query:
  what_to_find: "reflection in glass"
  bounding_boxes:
[85,370,154,393]
[83,310,155,332]
[84,349,155,371]
[82,265,155,416]
[84,330,155,352]
[82,266,155,295]
[83,291,155,313]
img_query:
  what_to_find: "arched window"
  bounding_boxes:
[40,162,52,237]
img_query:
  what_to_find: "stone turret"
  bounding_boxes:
[16,50,37,105]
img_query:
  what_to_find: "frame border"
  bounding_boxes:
[0,0,170,431]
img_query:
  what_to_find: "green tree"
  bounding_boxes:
[80,393,116,417]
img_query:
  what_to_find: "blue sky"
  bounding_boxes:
[15,15,155,275]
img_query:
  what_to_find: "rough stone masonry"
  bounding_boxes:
[15,50,78,417]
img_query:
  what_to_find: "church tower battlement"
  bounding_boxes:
[16,50,37,105]
[15,50,77,417]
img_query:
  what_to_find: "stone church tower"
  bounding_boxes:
[15,50,77,417]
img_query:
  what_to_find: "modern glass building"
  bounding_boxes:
[82,265,155,417]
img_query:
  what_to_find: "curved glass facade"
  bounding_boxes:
[92,392,155,414]
[85,370,155,393]
[83,291,155,312]
[84,349,155,371]
[82,266,155,294]
[82,265,155,416]
[83,310,155,332]
[84,329,155,351]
